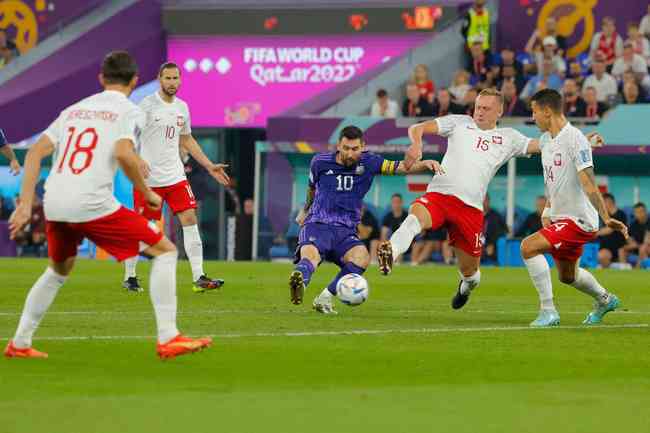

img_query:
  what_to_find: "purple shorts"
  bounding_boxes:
[295,223,364,267]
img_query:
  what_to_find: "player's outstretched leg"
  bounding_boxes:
[290,245,319,305]
[145,240,211,359]
[451,249,481,310]
[560,266,620,325]
[5,258,73,359]
[122,255,142,292]
[521,233,560,327]
[314,246,369,315]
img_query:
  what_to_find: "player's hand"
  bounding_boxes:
[404,145,422,170]
[139,159,151,179]
[207,163,230,186]
[144,189,162,211]
[295,209,307,226]
[542,217,551,228]
[9,159,21,176]
[422,160,445,175]
[8,202,31,240]
[586,132,604,148]
[605,218,628,239]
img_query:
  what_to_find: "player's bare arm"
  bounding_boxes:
[115,139,162,211]
[295,187,315,225]
[8,135,54,238]
[578,166,628,238]
[0,145,21,175]
[394,159,445,175]
[405,120,440,169]
[179,134,230,186]
[526,132,605,155]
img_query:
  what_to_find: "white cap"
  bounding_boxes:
[543,36,557,46]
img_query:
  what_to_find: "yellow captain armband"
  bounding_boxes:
[381,160,398,175]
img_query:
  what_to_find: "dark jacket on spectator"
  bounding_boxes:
[402,97,434,117]
[503,96,530,117]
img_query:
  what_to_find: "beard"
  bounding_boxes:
[162,86,177,97]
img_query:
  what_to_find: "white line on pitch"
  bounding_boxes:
[3,323,646,342]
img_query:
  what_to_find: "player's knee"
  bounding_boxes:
[50,258,75,276]
[353,253,370,269]
[520,239,535,259]
[179,210,198,226]
[559,273,575,285]
[300,245,320,263]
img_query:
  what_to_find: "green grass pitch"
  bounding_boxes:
[1,258,649,433]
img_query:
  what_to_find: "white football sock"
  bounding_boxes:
[390,214,422,257]
[570,268,609,304]
[459,269,481,295]
[182,224,204,281]
[524,255,556,311]
[149,251,180,344]
[13,267,67,348]
[318,288,334,301]
[124,256,138,280]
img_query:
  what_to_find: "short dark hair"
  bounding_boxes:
[376,88,388,98]
[338,125,364,143]
[531,88,563,114]
[159,61,180,77]
[602,192,615,202]
[101,51,138,86]
[391,193,403,200]
[634,202,646,209]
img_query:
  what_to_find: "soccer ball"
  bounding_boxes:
[336,274,369,306]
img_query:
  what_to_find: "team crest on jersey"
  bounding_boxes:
[355,165,365,175]
[492,136,502,145]
[176,116,185,127]
[554,153,562,166]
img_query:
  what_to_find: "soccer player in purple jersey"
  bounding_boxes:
[290,125,443,314]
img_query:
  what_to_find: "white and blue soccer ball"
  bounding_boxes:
[336,273,369,306]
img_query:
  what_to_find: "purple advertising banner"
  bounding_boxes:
[167,34,430,127]
[0,0,106,54]
[498,0,648,57]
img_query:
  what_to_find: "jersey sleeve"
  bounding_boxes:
[117,107,144,145]
[570,131,594,172]
[434,115,468,137]
[0,128,6,148]
[308,156,320,188]
[506,128,532,158]
[43,114,64,146]
[367,153,399,176]
[181,103,192,135]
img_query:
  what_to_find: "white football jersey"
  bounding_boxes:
[540,122,599,232]
[138,92,191,187]
[43,90,145,223]
[428,115,531,210]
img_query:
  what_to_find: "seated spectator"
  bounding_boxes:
[520,59,563,100]
[582,86,609,118]
[402,82,434,117]
[0,29,19,58]
[461,87,479,115]
[381,194,407,262]
[582,58,618,104]
[620,202,650,267]
[449,69,471,102]
[562,78,587,117]
[497,64,526,94]
[525,16,568,58]
[411,228,453,266]
[640,4,650,39]
[597,193,628,268]
[589,16,623,67]
[412,64,435,100]
[499,46,525,77]
[501,79,530,117]
[621,70,648,100]
[432,88,465,116]
[621,81,644,104]
[482,194,508,263]
[466,37,494,86]
[612,41,650,91]
[535,36,567,78]
[626,22,650,66]
[370,88,399,118]
[358,204,380,264]
[566,59,586,88]
[515,196,546,238]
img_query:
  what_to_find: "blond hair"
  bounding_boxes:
[478,87,504,107]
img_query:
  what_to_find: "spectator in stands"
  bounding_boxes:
[597,193,628,268]
[582,58,618,104]
[525,17,568,58]
[411,229,453,266]
[562,78,587,117]
[534,36,567,79]
[621,70,647,101]
[620,202,650,267]
[381,194,407,242]
[640,4,650,39]
[612,41,650,92]
[449,70,471,102]
[520,59,563,101]
[499,47,524,76]
[482,194,508,263]
[567,60,586,88]
[590,16,624,67]
[14,195,46,257]
[461,0,490,53]
[432,88,464,116]
[582,86,609,118]
[621,81,644,104]
[626,22,650,66]
[466,37,494,86]
[358,204,380,264]
[402,82,433,117]
[0,195,11,220]
[370,88,399,118]
[501,79,530,117]
[0,29,19,57]
[461,87,479,115]
[515,196,546,238]
[497,64,526,94]
[412,64,435,100]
